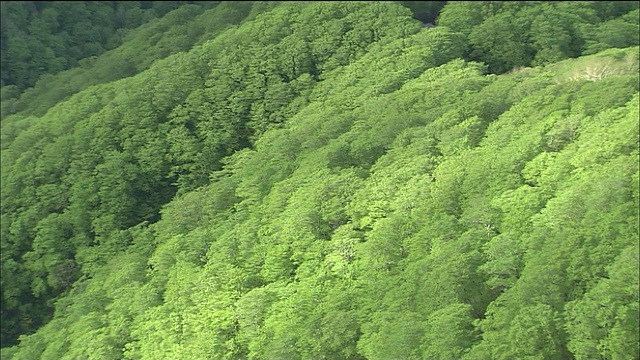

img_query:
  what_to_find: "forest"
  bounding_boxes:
[1,1,638,359]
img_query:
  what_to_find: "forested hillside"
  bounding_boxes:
[1,1,638,359]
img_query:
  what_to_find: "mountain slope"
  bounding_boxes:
[1,1,638,358]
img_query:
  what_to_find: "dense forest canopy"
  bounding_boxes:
[1,1,639,359]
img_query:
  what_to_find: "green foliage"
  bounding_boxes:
[437,1,639,73]
[0,1,222,93]
[420,303,475,359]
[1,1,638,358]
[582,9,640,55]
[2,1,247,119]
[566,246,639,360]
